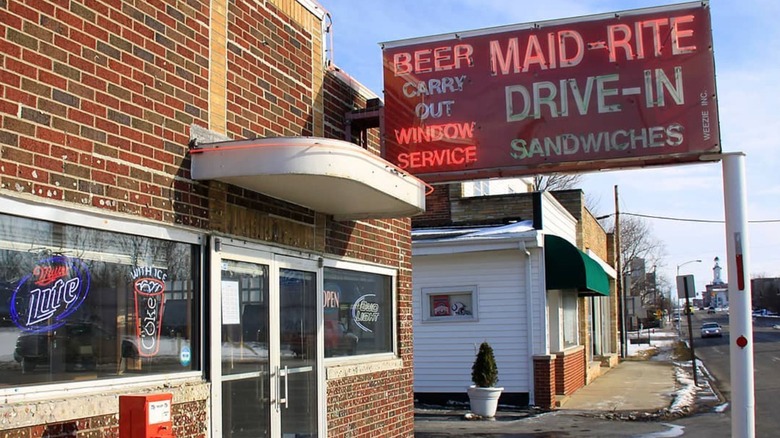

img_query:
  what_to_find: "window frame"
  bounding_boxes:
[321,258,397,365]
[561,292,579,348]
[0,196,205,400]
[420,285,479,323]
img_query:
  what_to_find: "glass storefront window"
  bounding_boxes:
[562,293,579,348]
[0,213,201,388]
[323,267,392,358]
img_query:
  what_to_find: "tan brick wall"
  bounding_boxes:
[581,210,609,262]
[578,295,591,361]
[210,0,228,134]
[549,190,611,265]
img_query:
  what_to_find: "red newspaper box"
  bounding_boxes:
[119,393,174,438]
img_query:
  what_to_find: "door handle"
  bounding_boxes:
[277,365,289,410]
[275,366,282,412]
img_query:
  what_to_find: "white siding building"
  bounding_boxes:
[411,189,617,408]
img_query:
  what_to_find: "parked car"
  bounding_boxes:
[707,307,716,314]
[701,322,723,338]
[282,319,358,358]
[14,322,115,373]
[324,320,358,356]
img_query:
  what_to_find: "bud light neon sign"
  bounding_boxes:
[10,255,91,333]
[352,294,380,333]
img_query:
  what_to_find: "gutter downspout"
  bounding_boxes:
[522,241,534,406]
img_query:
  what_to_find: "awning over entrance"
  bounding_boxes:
[190,137,427,221]
[544,234,610,296]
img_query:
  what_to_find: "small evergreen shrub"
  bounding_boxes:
[471,341,499,387]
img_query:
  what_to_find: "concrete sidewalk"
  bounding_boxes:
[414,333,721,436]
[558,359,675,412]
[414,359,679,437]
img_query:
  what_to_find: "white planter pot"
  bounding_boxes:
[467,385,504,417]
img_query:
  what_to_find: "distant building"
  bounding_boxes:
[704,257,728,308]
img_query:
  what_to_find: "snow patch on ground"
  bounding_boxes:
[670,366,697,413]
[641,423,686,437]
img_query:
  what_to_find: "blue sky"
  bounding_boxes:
[321,0,780,296]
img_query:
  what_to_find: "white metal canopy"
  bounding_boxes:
[190,137,427,221]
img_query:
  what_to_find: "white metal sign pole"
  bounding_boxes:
[722,152,755,438]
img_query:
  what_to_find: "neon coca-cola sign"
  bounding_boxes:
[131,266,168,357]
[11,255,91,333]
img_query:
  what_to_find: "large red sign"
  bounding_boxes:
[382,2,720,183]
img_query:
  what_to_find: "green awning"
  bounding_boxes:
[544,234,610,296]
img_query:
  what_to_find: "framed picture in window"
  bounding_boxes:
[422,286,477,322]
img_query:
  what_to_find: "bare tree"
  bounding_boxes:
[532,174,583,191]
[605,214,669,318]
[614,215,665,280]
[752,277,780,313]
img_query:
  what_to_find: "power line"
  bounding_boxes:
[597,212,780,224]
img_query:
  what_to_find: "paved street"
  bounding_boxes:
[689,310,780,437]
[413,313,759,437]
[415,405,733,437]
[413,309,780,437]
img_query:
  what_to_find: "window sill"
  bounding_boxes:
[553,345,585,357]
[0,373,207,429]
[325,356,402,380]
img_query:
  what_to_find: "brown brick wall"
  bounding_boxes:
[409,183,452,227]
[533,355,557,410]
[327,369,415,438]
[413,183,538,228]
[0,0,210,226]
[451,190,536,226]
[226,0,314,139]
[2,415,117,438]
[554,346,586,396]
[0,0,413,436]
[323,69,381,155]
[1,402,208,438]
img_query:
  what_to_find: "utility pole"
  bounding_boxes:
[614,185,626,358]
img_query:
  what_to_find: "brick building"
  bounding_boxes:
[0,1,424,437]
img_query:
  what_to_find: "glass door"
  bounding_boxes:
[278,266,319,437]
[219,258,271,438]
[211,241,321,438]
